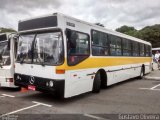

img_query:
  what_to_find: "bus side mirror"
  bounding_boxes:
[7,39,10,50]
[13,34,19,41]
[0,54,2,60]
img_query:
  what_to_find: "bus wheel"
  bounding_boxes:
[92,71,101,93]
[139,66,144,79]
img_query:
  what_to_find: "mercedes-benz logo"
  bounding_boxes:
[29,76,35,85]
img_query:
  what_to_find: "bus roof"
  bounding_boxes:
[19,12,151,46]
[152,48,160,50]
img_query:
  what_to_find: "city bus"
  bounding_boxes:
[0,33,18,88]
[14,13,152,98]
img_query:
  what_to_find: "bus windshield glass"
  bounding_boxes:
[17,31,63,65]
[17,34,34,63]
[0,41,11,66]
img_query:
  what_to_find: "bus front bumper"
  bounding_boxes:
[14,73,65,97]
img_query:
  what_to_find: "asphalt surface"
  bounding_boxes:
[0,70,160,120]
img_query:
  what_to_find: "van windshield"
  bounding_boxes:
[17,31,63,65]
[0,41,11,66]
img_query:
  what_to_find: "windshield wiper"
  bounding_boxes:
[20,56,25,64]
[19,53,27,64]
[41,61,45,67]
[37,57,45,66]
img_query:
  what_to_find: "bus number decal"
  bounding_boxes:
[66,22,75,27]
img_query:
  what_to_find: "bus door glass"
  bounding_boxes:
[66,29,90,66]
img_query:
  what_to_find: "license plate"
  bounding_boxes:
[28,85,36,91]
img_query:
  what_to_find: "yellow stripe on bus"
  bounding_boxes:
[56,57,152,70]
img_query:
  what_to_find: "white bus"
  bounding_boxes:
[14,13,152,98]
[0,33,18,88]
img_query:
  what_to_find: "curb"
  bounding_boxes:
[144,76,160,80]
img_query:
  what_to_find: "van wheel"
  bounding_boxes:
[92,71,101,93]
[139,67,144,79]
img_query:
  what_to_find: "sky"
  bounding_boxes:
[0,0,160,30]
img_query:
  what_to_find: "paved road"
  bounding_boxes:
[0,71,160,120]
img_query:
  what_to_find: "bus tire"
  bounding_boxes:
[100,69,107,88]
[92,71,101,93]
[139,66,144,79]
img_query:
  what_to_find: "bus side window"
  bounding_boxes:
[91,30,109,56]
[109,35,122,56]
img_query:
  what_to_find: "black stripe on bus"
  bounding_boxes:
[107,66,143,72]
[87,73,96,76]
[86,64,149,75]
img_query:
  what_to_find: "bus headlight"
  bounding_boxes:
[49,81,54,87]
[46,82,49,86]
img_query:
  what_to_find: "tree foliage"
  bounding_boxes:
[116,25,136,33]
[0,27,16,33]
[116,24,160,48]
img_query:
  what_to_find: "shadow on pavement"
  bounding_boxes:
[0,87,20,92]
[15,77,142,105]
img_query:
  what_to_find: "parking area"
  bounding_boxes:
[0,70,160,120]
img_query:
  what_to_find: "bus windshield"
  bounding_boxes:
[17,34,34,63]
[0,41,11,66]
[17,31,63,65]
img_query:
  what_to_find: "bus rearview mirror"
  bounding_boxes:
[7,39,10,50]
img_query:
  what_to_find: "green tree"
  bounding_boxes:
[115,24,160,48]
[116,25,138,36]
[116,25,135,33]
[139,24,160,48]
[0,27,16,33]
